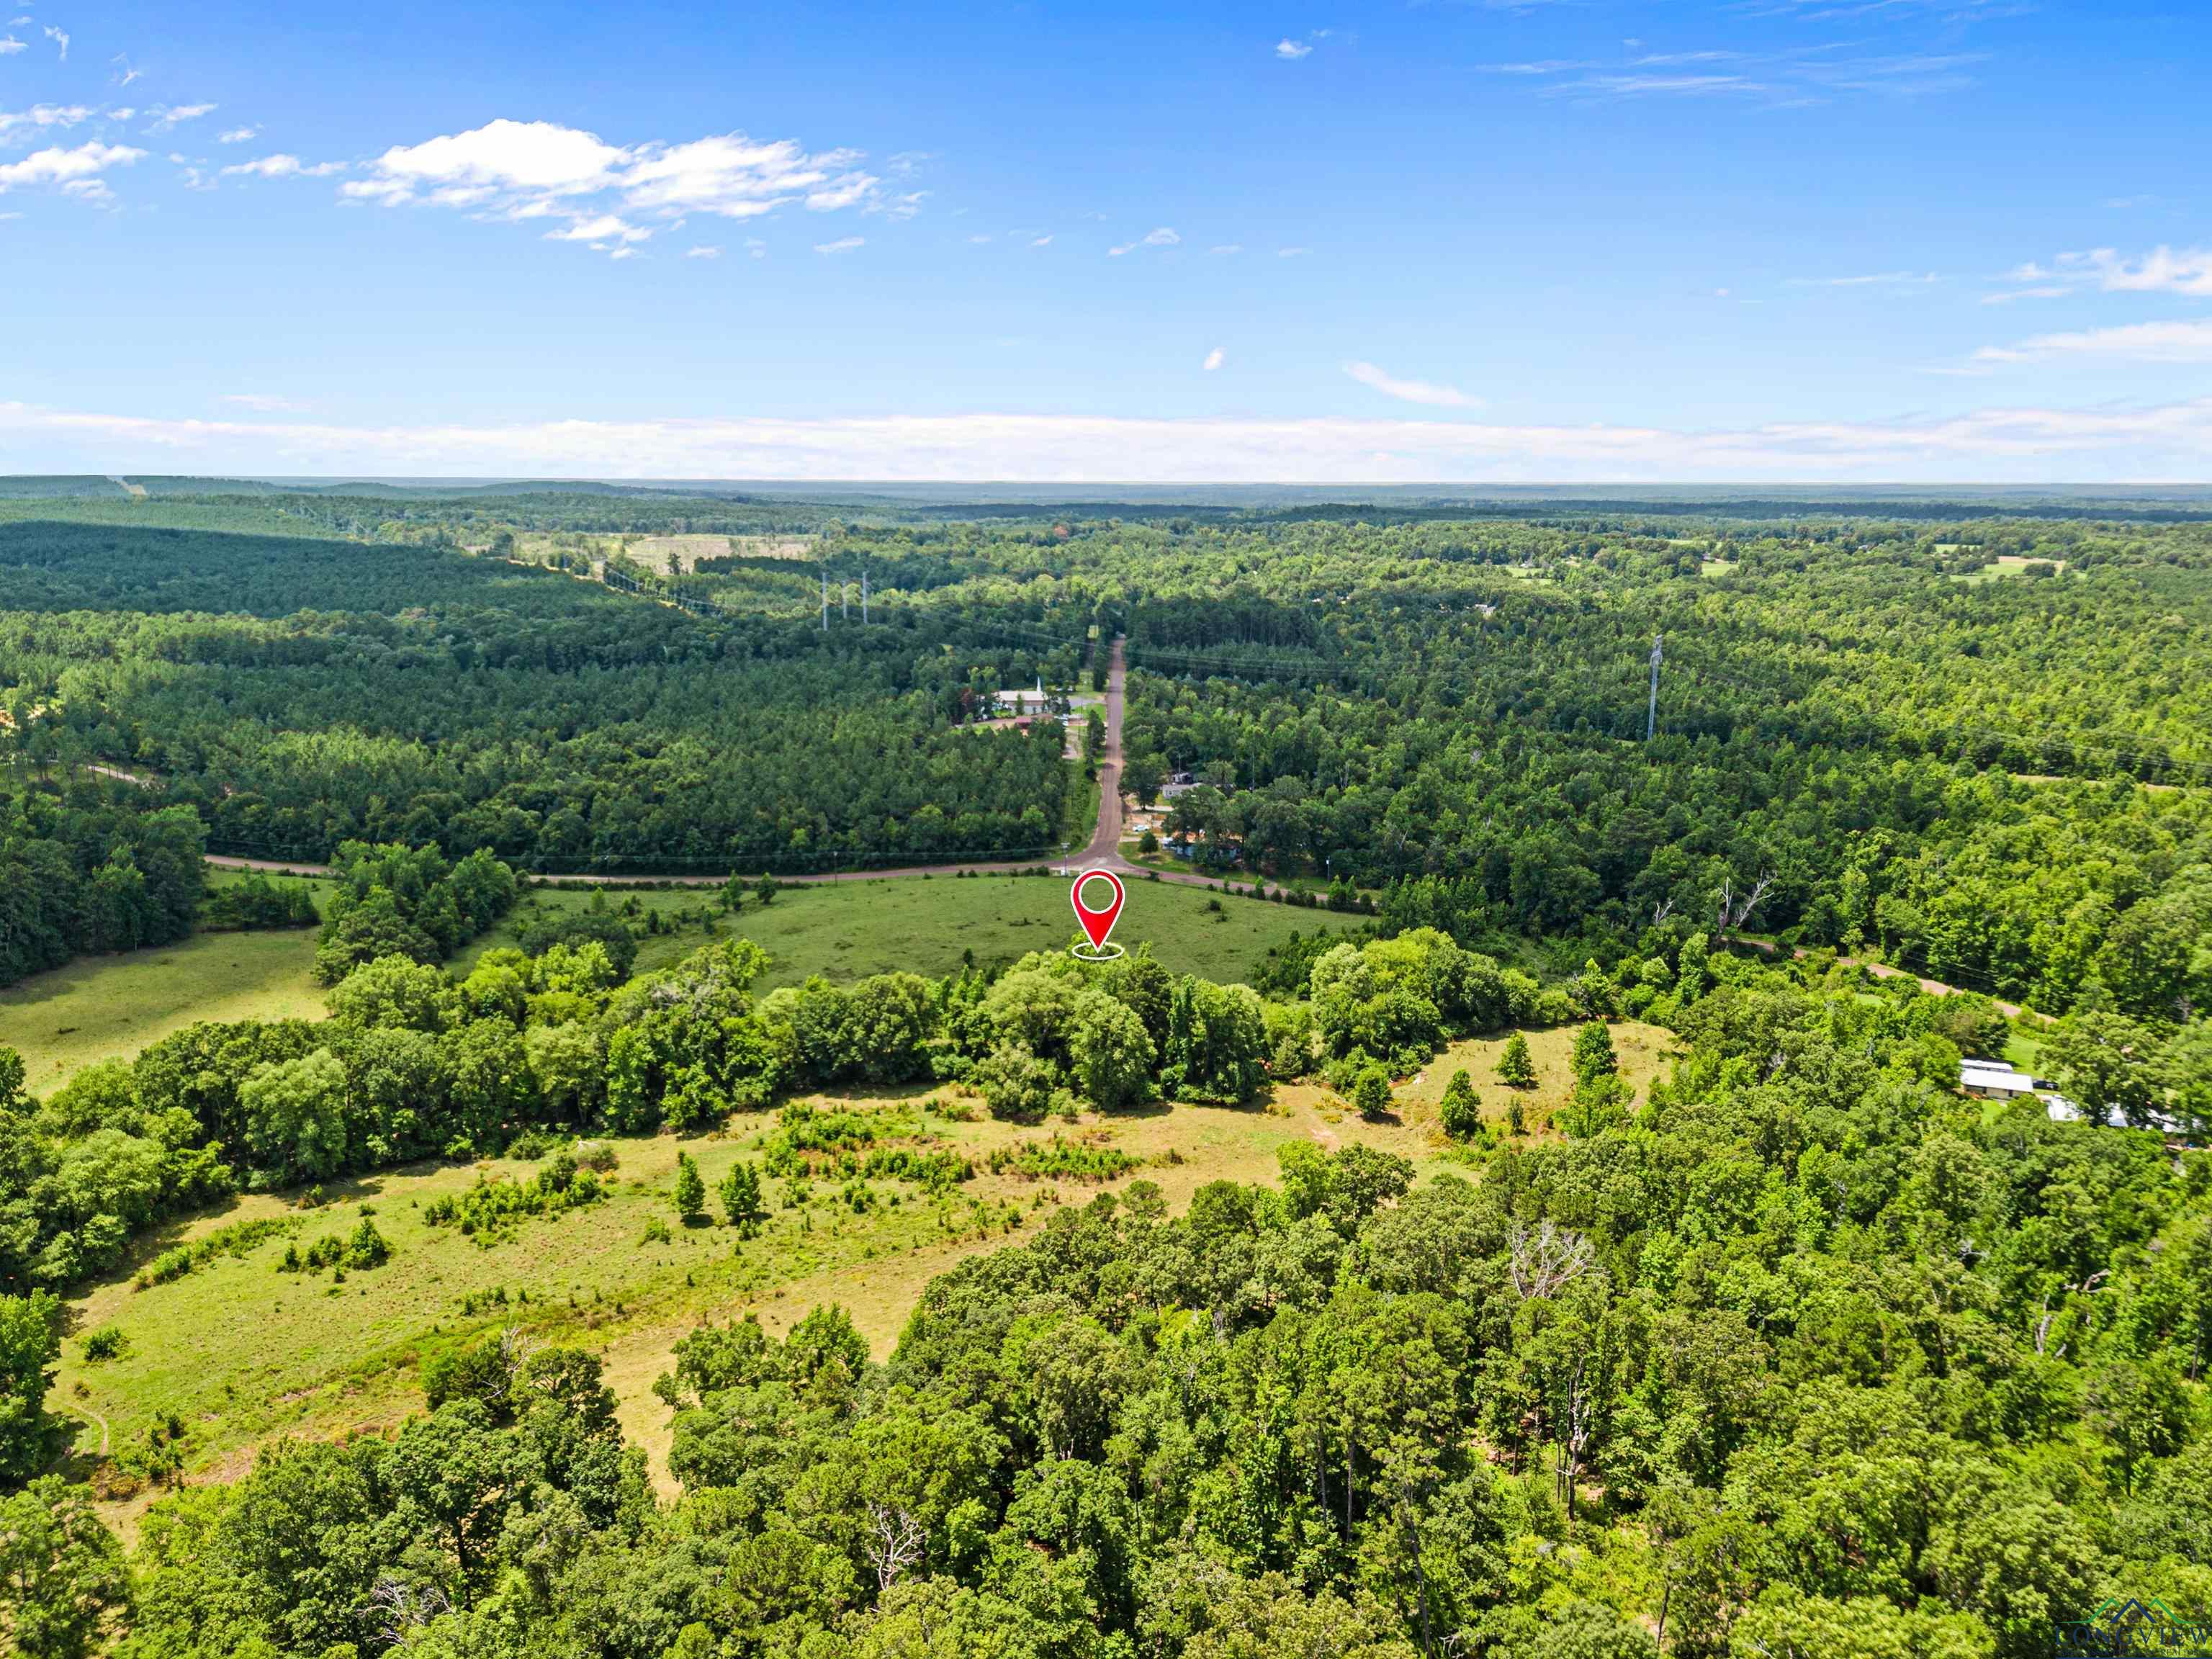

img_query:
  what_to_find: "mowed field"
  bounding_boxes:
[467,873,1357,991]
[53,1019,1673,1539]
[3,873,1354,1091]
[0,926,326,1093]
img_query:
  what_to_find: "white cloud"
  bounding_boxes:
[0,37,24,55]
[218,125,259,144]
[1210,243,1241,255]
[1277,246,1310,258]
[814,235,863,253]
[1109,225,1179,256]
[1202,347,1225,371]
[686,244,720,258]
[41,23,63,58]
[148,103,220,132]
[745,237,766,259]
[968,233,993,243]
[367,118,628,205]
[0,140,144,193]
[344,119,891,251]
[339,176,415,207]
[10,397,2212,483]
[0,104,95,137]
[1030,234,1051,247]
[624,132,872,217]
[546,212,652,246]
[1275,38,1312,59]
[2071,246,2212,298]
[111,55,142,87]
[1344,360,1480,408]
[1975,320,2212,366]
[220,153,346,180]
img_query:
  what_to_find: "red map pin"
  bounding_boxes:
[1069,868,1126,956]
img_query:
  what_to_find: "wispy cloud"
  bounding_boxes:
[217,125,259,145]
[1481,45,1984,104]
[1788,271,1940,287]
[1344,360,1480,408]
[41,23,64,58]
[1203,347,1225,371]
[221,393,307,413]
[0,37,24,57]
[814,235,863,253]
[1275,38,1312,60]
[1277,246,1310,258]
[13,397,2212,482]
[1210,243,1241,256]
[148,103,219,132]
[0,104,96,138]
[1976,319,2212,366]
[220,153,346,180]
[1109,225,1180,256]
[111,55,142,88]
[686,244,720,258]
[1984,246,2212,304]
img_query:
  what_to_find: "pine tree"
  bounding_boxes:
[1439,1069,1482,1139]
[719,1159,766,1233]
[1571,1021,1619,1088]
[1496,1032,1537,1090]
[673,1152,707,1226]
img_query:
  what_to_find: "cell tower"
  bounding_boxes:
[1646,634,1664,740]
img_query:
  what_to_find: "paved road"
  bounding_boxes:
[204,636,1218,893]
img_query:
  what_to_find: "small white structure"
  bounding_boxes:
[1960,1059,2092,1125]
[1960,1059,2039,1100]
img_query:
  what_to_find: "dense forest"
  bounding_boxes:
[4,930,2205,1658]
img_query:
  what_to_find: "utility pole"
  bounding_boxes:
[842,579,850,623]
[1646,634,1664,741]
[820,572,829,631]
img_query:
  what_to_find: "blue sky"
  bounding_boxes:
[3,0,2208,482]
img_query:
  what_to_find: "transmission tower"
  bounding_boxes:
[820,572,829,631]
[841,579,850,623]
[1646,634,1664,740]
[861,570,869,624]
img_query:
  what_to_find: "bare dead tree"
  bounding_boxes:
[1714,870,1776,942]
[366,1575,454,1647]
[2033,1269,2110,1358]
[1650,896,1675,927]
[866,1503,925,1593]
[1507,1220,1596,1301]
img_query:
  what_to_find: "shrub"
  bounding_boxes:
[1439,1069,1483,1139]
[1352,1063,1393,1121]
[138,1216,300,1290]
[82,1326,129,1364]
[673,1153,708,1226]
[1495,1033,1537,1089]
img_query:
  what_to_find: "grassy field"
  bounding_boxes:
[53,1019,1673,1535]
[2,873,1357,1092]
[0,926,325,1092]
[478,873,1362,989]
